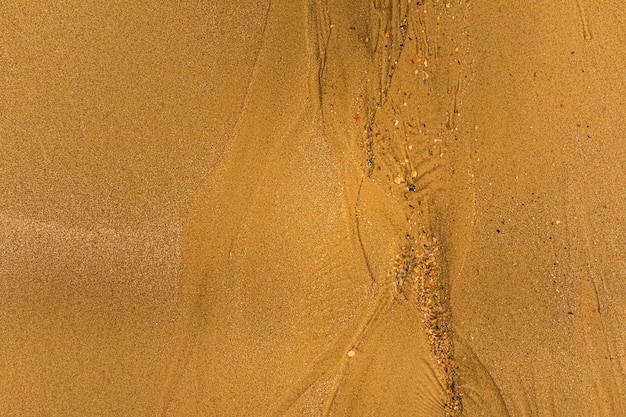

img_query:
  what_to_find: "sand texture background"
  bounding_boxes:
[1,1,625,416]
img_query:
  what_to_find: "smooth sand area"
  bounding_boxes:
[1,1,625,416]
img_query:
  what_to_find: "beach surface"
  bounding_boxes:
[1,1,625,416]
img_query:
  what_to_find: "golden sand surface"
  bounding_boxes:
[1,1,625,416]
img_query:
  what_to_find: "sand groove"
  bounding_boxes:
[356,1,473,414]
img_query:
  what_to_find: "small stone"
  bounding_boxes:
[347,350,356,357]
[394,175,405,184]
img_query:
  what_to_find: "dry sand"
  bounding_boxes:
[1,1,625,416]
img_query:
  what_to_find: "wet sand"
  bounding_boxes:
[1,1,625,416]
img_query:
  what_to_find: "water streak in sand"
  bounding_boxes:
[165,0,473,415]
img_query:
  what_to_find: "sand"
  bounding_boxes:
[1,1,625,416]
